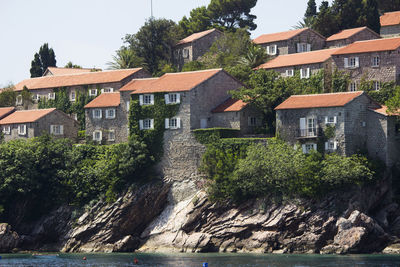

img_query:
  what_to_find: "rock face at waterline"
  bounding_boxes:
[0,223,19,252]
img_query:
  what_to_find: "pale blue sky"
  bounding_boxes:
[0,0,332,87]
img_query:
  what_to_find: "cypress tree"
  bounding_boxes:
[305,0,317,19]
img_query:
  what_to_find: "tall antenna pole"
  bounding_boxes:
[151,0,153,18]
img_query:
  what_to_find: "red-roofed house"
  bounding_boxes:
[275,91,399,166]
[331,37,400,91]
[0,108,78,142]
[326,27,380,48]
[253,28,325,56]
[380,11,400,38]
[0,107,15,120]
[43,67,101,76]
[174,29,223,70]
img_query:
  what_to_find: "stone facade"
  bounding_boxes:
[1,110,78,142]
[174,30,223,70]
[326,29,380,48]
[258,29,326,56]
[381,25,400,38]
[271,62,325,78]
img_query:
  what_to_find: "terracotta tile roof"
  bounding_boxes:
[0,108,56,124]
[332,37,400,55]
[131,69,222,94]
[0,107,15,119]
[119,78,159,92]
[380,11,400,27]
[275,91,364,110]
[14,68,144,91]
[44,67,99,76]
[326,27,379,41]
[84,92,120,108]
[177,29,220,45]
[256,48,341,69]
[370,105,400,116]
[253,28,317,45]
[212,98,248,113]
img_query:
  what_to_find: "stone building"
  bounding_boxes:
[253,28,326,56]
[84,92,126,144]
[331,37,400,91]
[174,29,223,70]
[256,47,341,78]
[380,11,400,38]
[0,108,78,142]
[275,91,399,167]
[43,67,100,76]
[326,27,381,48]
[13,68,150,109]
[211,98,263,135]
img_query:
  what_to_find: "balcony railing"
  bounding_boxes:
[296,127,322,138]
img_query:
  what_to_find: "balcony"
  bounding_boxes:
[296,127,322,138]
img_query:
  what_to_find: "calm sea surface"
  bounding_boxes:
[0,253,400,267]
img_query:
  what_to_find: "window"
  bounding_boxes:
[325,140,338,152]
[126,101,130,111]
[267,45,277,55]
[350,82,357,92]
[101,88,114,93]
[32,94,39,102]
[373,81,380,91]
[93,130,102,141]
[89,89,98,96]
[93,109,102,119]
[302,143,317,154]
[50,125,64,135]
[183,48,189,58]
[18,124,26,136]
[105,109,116,119]
[48,92,55,100]
[297,43,311,53]
[372,56,380,67]
[139,119,154,130]
[16,95,22,105]
[248,117,257,126]
[139,94,154,106]
[165,117,181,129]
[70,91,76,101]
[165,93,181,104]
[300,68,310,79]
[344,57,359,68]
[286,69,294,77]
[108,130,115,141]
[325,116,337,124]
[2,126,10,135]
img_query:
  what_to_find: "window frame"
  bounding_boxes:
[108,129,115,141]
[350,82,357,92]
[105,108,116,119]
[18,124,26,136]
[93,130,102,142]
[2,125,10,135]
[93,109,102,119]
[70,91,76,102]
[16,95,22,105]
[372,56,380,67]
[48,92,56,100]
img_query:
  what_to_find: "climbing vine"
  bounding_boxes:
[129,92,180,161]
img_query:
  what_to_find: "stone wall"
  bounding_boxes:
[381,25,400,38]
[326,29,380,48]
[269,63,324,78]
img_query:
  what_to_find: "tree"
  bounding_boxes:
[29,43,56,78]
[179,6,212,36]
[377,0,400,12]
[237,43,268,69]
[207,0,258,31]
[312,1,339,37]
[64,61,82,68]
[123,18,182,75]
[0,84,16,107]
[363,0,381,34]
[305,0,317,18]
[107,47,144,70]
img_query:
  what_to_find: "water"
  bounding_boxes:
[0,253,400,267]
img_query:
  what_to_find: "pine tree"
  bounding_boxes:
[305,0,317,19]
[313,1,339,37]
[363,0,380,34]
[30,53,43,78]
[29,43,57,78]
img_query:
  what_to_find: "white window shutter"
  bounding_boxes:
[302,144,307,153]
[150,94,154,105]
[164,94,169,104]
[307,44,311,52]
[325,142,329,151]
[272,45,277,55]
[139,95,144,105]
[60,125,64,135]
[306,68,310,78]
[267,46,270,55]
[176,93,181,103]
[126,101,130,111]
[93,131,96,140]
[344,58,349,68]
[99,131,102,141]
[334,141,338,150]
[325,116,328,124]
[92,110,96,118]
[333,116,337,124]
[355,57,359,67]
[50,125,54,134]
[165,118,170,129]
[300,69,304,79]
[313,144,317,150]
[177,118,181,128]
[139,120,144,130]
[300,118,306,130]
[150,119,154,129]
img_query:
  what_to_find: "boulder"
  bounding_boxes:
[0,223,19,252]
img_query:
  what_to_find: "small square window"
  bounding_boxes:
[101,88,114,93]
[249,117,257,126]
[373,81,380,91]
[18,124,26,136]
[70,91,76,101]
[93,130,102,141]
[286,69,294,77]
[108,130,115,141]
[106,109,115,119]
[141,94,153,105]
[16,95,22,105]
[372,56,380,67]
[89,89,98,96]
[93,109,102,119]
[2,126,10,135]
[143,119,153,130]
[48,92,56,100]
[350,82,357,92]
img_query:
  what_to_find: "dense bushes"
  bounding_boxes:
[193,128,240,144]
[0,135,151,223]
[202,139,374,202]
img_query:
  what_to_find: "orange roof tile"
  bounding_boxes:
[253,28,316,45]
[44,67,100,76]
[0,108,56,124]
[275,91,364,110]
[131,69,222,94]
[370,105,400,116]
[212,98,248,113]
[256,48,341,69]
[0,107,15,119]
[332,37,400,55]
[177,29,220,45]
[119,78,159,92]
[326,27,379,41]
[381,11,400,27]
[14,68,144,91]
[84,92,120,108]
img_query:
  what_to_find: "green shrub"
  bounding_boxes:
[193,128,240,144]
